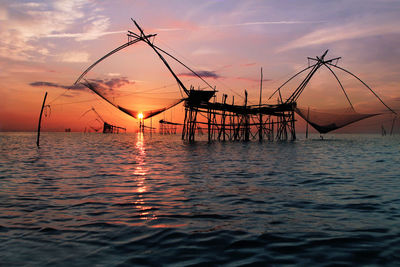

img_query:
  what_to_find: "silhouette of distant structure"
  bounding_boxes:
[81,107,126,134]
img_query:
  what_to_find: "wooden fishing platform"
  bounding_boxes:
[182,89,296,142]
[103,122,126,134]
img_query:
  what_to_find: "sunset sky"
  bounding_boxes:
[1,0,400,132]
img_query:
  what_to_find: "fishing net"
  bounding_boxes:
[295,107,380,134]
[71,21,220,125]
[82,80,183,119]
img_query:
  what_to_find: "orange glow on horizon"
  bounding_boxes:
[138,113,144,120]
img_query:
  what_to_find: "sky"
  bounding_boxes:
[1,0,400,133]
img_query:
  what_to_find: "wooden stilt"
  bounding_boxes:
[37,92,48,147]
[259,68,263,141]
[182,107,187,140]
[390,116,396,136]
[244,90,249,141]
[306,107,310,139]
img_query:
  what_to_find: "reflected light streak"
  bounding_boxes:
[133,132,157,221]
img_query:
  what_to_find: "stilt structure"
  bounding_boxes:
[103,122,126,133]
[181,88,296,142]
[81,107,126,134]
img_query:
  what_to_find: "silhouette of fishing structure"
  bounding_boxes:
[81,107,126,133]
[281,50,396,135]
[74,20,396,142]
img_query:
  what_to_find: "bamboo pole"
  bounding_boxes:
[182,107,187,140]
[208,107,211,142]
[306,107,310,139]
[37,92,48,147]
[244,90,249,141]
[390,116,396,136]
[259,67,263,141]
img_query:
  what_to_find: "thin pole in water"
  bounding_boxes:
[37,91,48,147]
[259,67,263,141]
[390,116,396,136]
[306,107,310,139]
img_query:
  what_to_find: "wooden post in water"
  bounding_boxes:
[271,119,274,141]
[259,67,263,141]
[244,90,249,141]
[182,107,187,140]
[37,92,48,147]
[306,107,310,139]
[390,116,396,136]
[207,107,211,142]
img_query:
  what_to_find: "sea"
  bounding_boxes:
[0,132,399,266]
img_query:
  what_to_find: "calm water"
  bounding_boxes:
[1,132,399,266]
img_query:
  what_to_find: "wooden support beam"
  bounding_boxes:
[37,92,48,147]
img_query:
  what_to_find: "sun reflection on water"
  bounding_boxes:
[133,132,156,221]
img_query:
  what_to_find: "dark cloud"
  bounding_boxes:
[29,77,134,91]
[179,70,221,79]
[29,81,86,90]
[82,77,134,90]
[84,78,135,99]
[104,78,134,88]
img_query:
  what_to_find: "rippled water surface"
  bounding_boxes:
[1,132,400,266]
